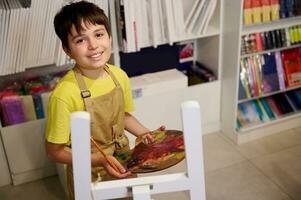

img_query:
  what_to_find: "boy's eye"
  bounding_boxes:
[75,39,84,44]
[96,33,104,38]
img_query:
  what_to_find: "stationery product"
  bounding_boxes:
[252,0,263,24]
[288,27,296,45]
[255,32,264,51]
[280,28,288,47]
[240,59,252,98]
[20,95,36,121]
[253,55,264,95]
[273,93,294,114]
[266,96,282,117]
[270,0,280,20]
[261,32,267,50]
[238,74,247,100]
[274,51,286,90]
[284,93,300,111]
[256,99,269,119]
[270,30,277,48]
[32,94,44,119]
[286,0,295,17]
[281,48,301,87]
[285,28,291,46]
[298,25,301,43]
[261,53,280,93]
[251,100,268,122]
[260,98,275,119]
[295,0,301,15]
[279,0,287,18]
[264,31,272,49]
[244,0,253,25]
[237,108,250,127]
[275,29,283,47]
[0,95,26,126]
[250,33,257,52]
[261,0,271,23]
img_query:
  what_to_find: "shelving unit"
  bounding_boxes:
[110,0,222,139]
[221,0,301,144]
[0,0,223,186]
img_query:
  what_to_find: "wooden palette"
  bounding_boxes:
[121,130,185,173]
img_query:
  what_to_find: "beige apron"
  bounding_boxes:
[66,65,131,200]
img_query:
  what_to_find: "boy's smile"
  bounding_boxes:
[64,21,112,79]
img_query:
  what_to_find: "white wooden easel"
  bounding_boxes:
[70,101,206,200]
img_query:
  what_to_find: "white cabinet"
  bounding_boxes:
[0,137,11,186]
[1,119,56,185]
[220,0,301,144]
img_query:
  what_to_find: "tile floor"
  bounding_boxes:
[1,127,301,200]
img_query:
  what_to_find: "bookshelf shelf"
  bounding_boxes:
[237,110,301,133]
[181,30,220,42]
[241,43,301,58]
[221,0,301,144]
[242,15,301,35]
[238,85,301,103]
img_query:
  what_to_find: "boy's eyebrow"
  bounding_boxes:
[70,27,106,41]
[70,33,84,41]
[94,27,106,32]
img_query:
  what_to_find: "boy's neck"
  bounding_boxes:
[76,65,108,80]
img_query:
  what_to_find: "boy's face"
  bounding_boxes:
[64,21,112,71]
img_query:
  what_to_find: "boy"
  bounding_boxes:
[45,1,164,199]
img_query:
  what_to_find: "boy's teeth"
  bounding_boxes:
[91,53,100,58]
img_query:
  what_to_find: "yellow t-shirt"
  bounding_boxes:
[45,64,134,144]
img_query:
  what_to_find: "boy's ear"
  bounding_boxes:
[63,46,73,58]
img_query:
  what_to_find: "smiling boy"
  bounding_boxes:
[45,1,163,199]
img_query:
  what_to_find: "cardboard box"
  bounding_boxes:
[130,69,188,98]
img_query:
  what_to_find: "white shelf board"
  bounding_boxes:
[242,16,301,35]
[238,85,301,103]
[241,43,301,59]
[237,111,301,133]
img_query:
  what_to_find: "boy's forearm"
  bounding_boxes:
[46,142,73,165]
[46,141,105,167]
[124,112,150,137]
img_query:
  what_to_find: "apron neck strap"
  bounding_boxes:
[73,66,91,99]
[104,65,120,88]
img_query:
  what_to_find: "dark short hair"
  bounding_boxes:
[54,0,111,49]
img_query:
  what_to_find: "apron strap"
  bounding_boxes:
[104,65,121,88]
[73,67,92,113]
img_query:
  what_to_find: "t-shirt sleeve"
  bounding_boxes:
[45,95,71,144]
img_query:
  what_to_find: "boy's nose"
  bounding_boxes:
[88,38,98,50]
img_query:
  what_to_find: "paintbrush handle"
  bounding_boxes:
[90,137,120,172]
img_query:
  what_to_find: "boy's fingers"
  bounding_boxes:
[105,162,132,178]
[109,156,131,174]
[156,125,166,131]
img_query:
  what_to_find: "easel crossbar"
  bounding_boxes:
[92,172,190,199]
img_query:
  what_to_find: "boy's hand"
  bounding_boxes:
[102,155,132,178]
[141,125,166,144]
